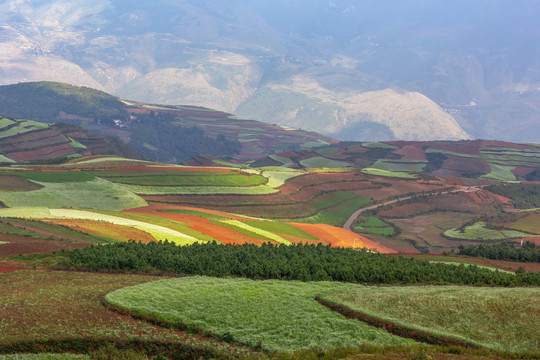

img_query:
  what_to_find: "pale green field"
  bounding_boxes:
[299,156,350,168]
[219,219,291,245]
[121,170,298,195]
[444,221,532,241]
[0,207,199,245]
[0,178,147,211]
[481,163,516,181]
[105,277,415,352]
[320,286,540,352]
[361,168,418,179]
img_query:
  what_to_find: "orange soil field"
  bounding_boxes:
[290,223,395,253]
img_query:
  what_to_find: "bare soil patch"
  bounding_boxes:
[0,175,43,191]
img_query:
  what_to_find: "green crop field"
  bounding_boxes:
[354,216,395,236]
[1,171,95,183]
[481,163,516,181]
[361,168,419,179]
[0,178,147,210]
[122,183,279,195]
[299,156,350,169]
[297,195,371,226]
[370,160,427,173]
[105,277,415,352]
[319,286,540,352]
[100,173,267,187]
[444,222,533,241]
[243,220,318,240]
[0,119,48,138]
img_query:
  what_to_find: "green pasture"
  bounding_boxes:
[444,222,533,241]
[268,154,294,166]
[98,173,267,187]
[370,159,427,172]
[353,216,395,236]
[0,119,48,138]
[481,163,516,181]
[320,285,540,352]
[1,171,95,183]
[0,177,146,210]
[361,168,419,179]
[296,194,371,226]
[122,183,278,195]
[314,146,340,157]
[0,155,15,163]
[361,142,398,149]
[105,277,415,352]
[299,156,350,168]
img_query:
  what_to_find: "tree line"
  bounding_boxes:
[458,241,540,262]
[62,241,540,286]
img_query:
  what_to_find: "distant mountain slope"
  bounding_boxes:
[11,0,539,141]
[249,140,540,181]
[0,82,335,163]
[0,116,143,163]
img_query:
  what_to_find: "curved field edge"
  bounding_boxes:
[0,208,199,245]
[104,277,416,353]
[0,270,250,359]
[317,286,540,352]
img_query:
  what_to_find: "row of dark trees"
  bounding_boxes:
[62,241,540,286]
[485,183,540,209]
[458,242,540,262]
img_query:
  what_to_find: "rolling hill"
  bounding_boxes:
[0,116,142,163]
[248,140,540,181]
[6,1,540,141]
[0,82,336,163]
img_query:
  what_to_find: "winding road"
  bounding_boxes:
[343,186,481,231]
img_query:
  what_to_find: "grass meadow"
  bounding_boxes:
[105,277,416,352]
[320,285,540,352]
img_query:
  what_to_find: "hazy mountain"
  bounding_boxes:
[0,0,538,141]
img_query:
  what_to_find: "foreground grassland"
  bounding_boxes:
[320,286,540,352]
[0,271,247,358]
[105,277,415,352]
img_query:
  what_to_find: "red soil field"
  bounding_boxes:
[393,143,427,160]
[441,155,490,174]
[290,223,396,253]
[0,175,43,191]
[512,166,536,177]
[466,190,512,204]
[0,261,34,273]
[6,143,78,162]
[517,236,540,245]
[0,234,89,257]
